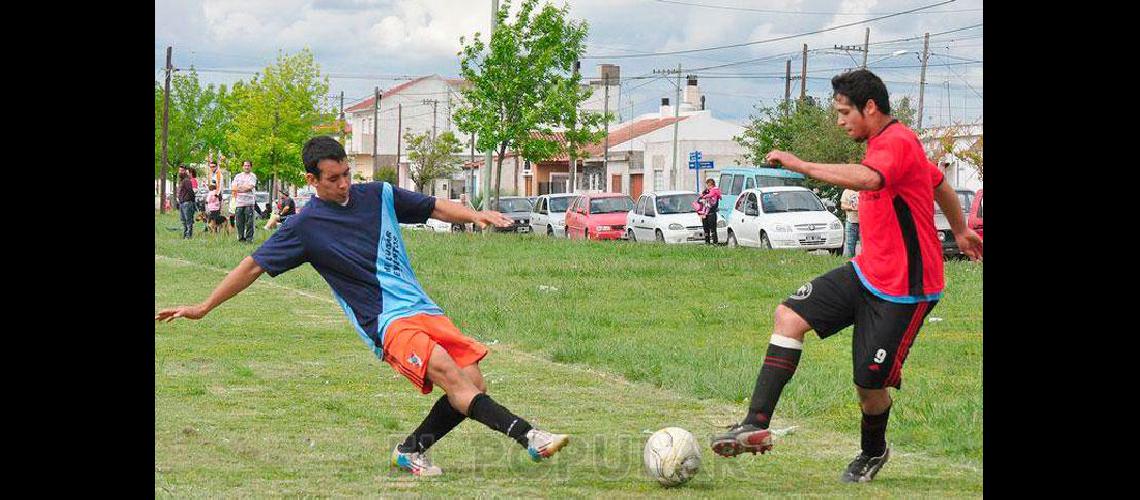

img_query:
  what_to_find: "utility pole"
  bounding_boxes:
[159,46,172,214]
[652,64,683,189]
[784,59,791,114]
[482,0,499,207]
[338,91,345,145]
[422,99,441,140]
[800,44,808,100]
[946,80,952,125]
[602,69,612,189]
[396,103,403,188]
[917,32,930,130]
[863,27,870,68]
[833,29,871,68]
[373,87,381,181]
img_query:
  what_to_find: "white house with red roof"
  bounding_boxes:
[344,75,472,195]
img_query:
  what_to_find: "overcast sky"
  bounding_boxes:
[155,0,982,126]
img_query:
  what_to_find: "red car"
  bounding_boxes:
[565,193,635,241]
[968,189,983,239]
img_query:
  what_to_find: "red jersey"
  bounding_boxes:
[852,120,945,303]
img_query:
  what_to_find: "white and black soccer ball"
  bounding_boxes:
[644,427,701,487]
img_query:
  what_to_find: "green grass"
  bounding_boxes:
[155,213,982,496]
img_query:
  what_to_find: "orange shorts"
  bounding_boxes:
[382,313,489,394]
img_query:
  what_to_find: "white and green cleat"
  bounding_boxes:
[391,445,443,477]
[526,429,570,462]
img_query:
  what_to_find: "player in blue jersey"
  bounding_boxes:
[156,136,570,477]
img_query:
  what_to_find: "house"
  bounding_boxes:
[344,75,472,194]
[920,123,983,192]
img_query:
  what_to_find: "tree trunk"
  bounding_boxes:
[495,142,507,209]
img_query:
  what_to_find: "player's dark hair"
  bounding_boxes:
[302,136,347,179]
[831,69,890,115]
[706,178,716,185]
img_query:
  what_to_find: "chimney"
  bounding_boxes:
[660,97,671,117]
[683,76,701,111]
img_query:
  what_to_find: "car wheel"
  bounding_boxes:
[628,229,636,242]
[547,225,554,237]
[727,230,738,247]
[655,229,665,243]
[760,232,772,249]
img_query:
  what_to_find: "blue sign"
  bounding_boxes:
[688,160,714,170]
[689,151,703,162]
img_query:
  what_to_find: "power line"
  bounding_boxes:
[580,0,955,59]
[653,0,981,16]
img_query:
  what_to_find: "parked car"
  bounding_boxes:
[486,196,534,232]
[968,189,983,239]
[530,193,578,238]
[426,199,472,232]
[626,190,728,244]
[220,190,272,219]
[934,189,979,258]
[725,186,843,253]
[716,167,807,222]
[565,193,635,241]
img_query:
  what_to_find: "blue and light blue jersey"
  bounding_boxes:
[251,182,442,357]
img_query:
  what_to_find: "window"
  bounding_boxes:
[645,197,657,216]
[760,191,825,213]
[654,170,665,191]
[719,173,732,192]
[656,193,699,214]
[534,197,545,213]
[731,175,745,195]
[746,193,759,214]
[735,194,748,212]
[636,196,646,215]
[745,176,755,190]
[590,196,634,214]
[549,196,571,213]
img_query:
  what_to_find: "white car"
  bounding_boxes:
[626,190,728,244]
[725,186,843,252]
[529,193,578,238]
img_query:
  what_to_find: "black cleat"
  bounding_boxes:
[711,424,773,457]
[840,447,890,483]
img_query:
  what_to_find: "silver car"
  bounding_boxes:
[529,193,578,238]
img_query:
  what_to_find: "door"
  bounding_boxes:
[531,196,546,233]
[566,196,584,239]
[612,174,622,194]
[742,192,761,246]
[640,196,657,241]
[630,174,644,201]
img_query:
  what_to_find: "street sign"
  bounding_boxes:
[688,160,714,170]
[689,150,702,162]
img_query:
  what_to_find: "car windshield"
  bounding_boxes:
[493,198,533,213]
[548,196,572,212]
[656,194,698,214]
[590,197,634,214]
[956,192,973,214]
[761,191,824,213]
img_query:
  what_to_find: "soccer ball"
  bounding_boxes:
[644,427,701,487]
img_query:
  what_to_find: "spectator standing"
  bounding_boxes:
[178,170,196,239]
[841,188,860,257]
[699,178,722,245]
[231,160,258,242]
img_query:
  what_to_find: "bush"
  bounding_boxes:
[374,167,398,185]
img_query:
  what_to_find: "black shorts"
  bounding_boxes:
[781,263,937,390]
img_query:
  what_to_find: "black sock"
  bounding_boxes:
[742,341,803,428]
[467,393,533,448]
[861,406,891,456]
[397,395,467,453]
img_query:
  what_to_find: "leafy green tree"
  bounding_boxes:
[374,166,398,184]
[404,130,464,193]
[735,98,866,203]
[546,72,611,190]
[455,0,590,208]
[893,95,916,128]
[226,49,331,198]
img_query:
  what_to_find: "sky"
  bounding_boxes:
[154,0,982,127]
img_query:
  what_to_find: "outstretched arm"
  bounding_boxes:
[155,256,265,322]
[430,198,514,230]
[765,150,883,191]
[933,181,983,261]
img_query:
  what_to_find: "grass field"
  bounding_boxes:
[155,213,982,496]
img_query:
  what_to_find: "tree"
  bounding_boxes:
[926,125,983,182]
[404,130,464,194]
[893,95,916,128]
[455,0,591,208]
[374,166,398,184]
[226,49,331,199]
[546,72,611,191]
[735,98,864,203]
[154,68,227,203]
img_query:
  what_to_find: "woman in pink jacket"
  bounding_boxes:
[699,178,722,245]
